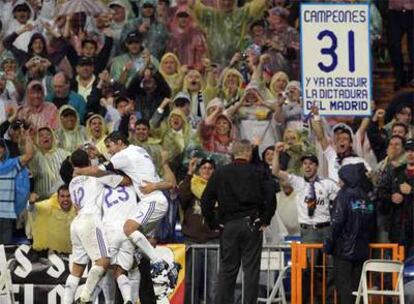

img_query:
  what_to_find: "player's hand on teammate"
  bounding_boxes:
[120,175,132,186]
[73,167,82,176]
[85,144,100,160]
[140,180,157,194]
[73,166,100,177]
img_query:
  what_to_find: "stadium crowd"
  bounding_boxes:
[0,0,413,303]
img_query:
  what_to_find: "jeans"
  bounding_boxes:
[301,225,334,304]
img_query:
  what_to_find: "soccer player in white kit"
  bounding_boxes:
[62,149,130,304]
[74,132,179,286]
[102,184,138,304]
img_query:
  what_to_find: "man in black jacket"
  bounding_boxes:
[201,139,277,304]
[386,139,414,255]
[324,163,376,304]
[71,56,100,105]
[126,68,171,120]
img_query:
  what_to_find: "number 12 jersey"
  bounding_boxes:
[69,175,124,218]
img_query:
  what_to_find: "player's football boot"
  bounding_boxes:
[167,262,181,288]
[150,260,169,279]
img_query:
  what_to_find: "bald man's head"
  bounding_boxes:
[53,72,71,98]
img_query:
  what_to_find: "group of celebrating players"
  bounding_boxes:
[60,131,179,304]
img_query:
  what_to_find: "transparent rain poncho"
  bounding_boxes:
[191,0,266,65]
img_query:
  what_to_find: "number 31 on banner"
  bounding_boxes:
[318,30,355,73]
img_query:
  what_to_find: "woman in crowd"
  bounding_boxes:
[159,52,185,96]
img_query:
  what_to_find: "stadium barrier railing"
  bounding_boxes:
[187,243,404,304]
[288,243,404,304]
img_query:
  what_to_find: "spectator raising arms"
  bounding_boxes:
[0,128,33,244]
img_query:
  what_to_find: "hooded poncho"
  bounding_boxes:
[29,193,76,253]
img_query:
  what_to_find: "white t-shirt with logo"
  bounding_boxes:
[287,174,339,225]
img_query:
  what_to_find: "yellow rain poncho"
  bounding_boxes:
[29,193,76,253]
[159,53,185,97]
[86,114,110,159]
[190,0,266,65]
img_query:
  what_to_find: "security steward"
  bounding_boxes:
[201,139,277,304]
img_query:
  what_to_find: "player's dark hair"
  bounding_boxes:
[71,149,90,168]
[60,157,74,185]
[105,131,130,146]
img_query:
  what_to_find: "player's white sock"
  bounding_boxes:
[117,274,132,303]
[80,265,106,302]
[63,274,80,304]
[101,271,116,304]
[90,284,102,302]
[128,230,158,262]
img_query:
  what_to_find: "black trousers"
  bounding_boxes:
[387,9,414,86]
[333,256,363,304]
[215,217,263,304]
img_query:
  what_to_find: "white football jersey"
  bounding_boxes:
[69,175,123,217]
[102,185,138,227]
[287,174,339,225]
[109,145,163,200]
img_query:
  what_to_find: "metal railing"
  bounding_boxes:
[186,244,291,304]
[290,243,405,304]
[186,243,405,304]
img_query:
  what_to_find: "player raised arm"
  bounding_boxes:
[73,165,105,177]
[73,159,120,177]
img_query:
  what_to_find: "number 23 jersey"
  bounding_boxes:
[102,185,138,228]
[69,175,123,217]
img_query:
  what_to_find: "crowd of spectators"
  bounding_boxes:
[0,0,413,303]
